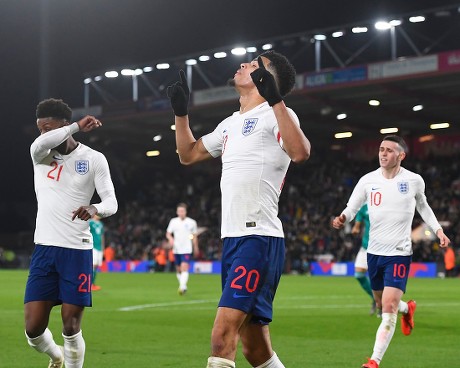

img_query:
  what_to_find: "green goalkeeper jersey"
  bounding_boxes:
[355,204,370,250]
[89,219,104,251]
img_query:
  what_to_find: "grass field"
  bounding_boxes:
[1,270,459,368]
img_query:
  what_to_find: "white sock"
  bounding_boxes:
[371,313,397,364]
[176,273,181,283]
[398,300,408,314]
[26,328,63,363]
[254,352,285,368]
[180,271,189,290]
[206,356,236,368]
[62,330,85,368]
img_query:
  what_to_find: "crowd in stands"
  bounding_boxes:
[100,148,460,275]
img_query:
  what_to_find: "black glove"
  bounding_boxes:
[167,70,189,117]
[250,56,283,106]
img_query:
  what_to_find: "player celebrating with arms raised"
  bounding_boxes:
[332,135,450,368]
[168,51,310,368]
[24,99,118,368]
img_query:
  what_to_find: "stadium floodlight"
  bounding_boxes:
[375,21,392,30]
[412,104,423,111]
[352,26,368,33]
[105,71,119,78]
[246,46,257,53]
[430,122,450,130]
[153,135,162,142]
[336,113,347,120]
[231,47,247,56]
[334,132,353,139]
[369,99,381,106]
[170,124,176,131]
[94,76,102,81]
[121,69,135,76]
[156,63,170,70]
[332,31,344,38]
[389,19,402,27]
[314,34,326,41]
[199,55,210,62]
[83,78,92,84]
[380,127,399,134]
[146,150,160,157]
[134,68,143,75]
[262,43,273,50]
[409,15,425,23]
[185,58,197,65]
[143,66,153,72]
[214,52,227,59]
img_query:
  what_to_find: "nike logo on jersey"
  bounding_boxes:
[371,187,380,190]
[52,155,63,160]
[233,292,250,299]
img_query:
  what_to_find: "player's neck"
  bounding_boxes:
[381,165,401,179]
[239,91,265,114]
[56,138,79,155]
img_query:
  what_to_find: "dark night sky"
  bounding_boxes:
[0,0,457,230]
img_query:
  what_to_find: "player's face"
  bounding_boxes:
[36,118,67,135]
[379,140,405,169]
[232,56,271,88]
[176,207,187,219]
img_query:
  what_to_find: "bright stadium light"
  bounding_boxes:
[231,47,246,55]
[352,26,368,33]
[332,31,344,38]
[409,15,425,23]
[375,21,391,30]
[143,66,153,72]
[146,150,160,157]
[389,19,402,26]
[335,132,353,139]
[185,58,197,65]
[246,46,257,53]
[412,104,423,111]
[153,135,162,142]
[214,52,227,59]
[336,113,347,120]
[121,69,135,76]
[262,43,273,50]
[170,124,176,131]
[105,71,118,78]
[199,55,210,62]
[94,76,102,81]
[156,63,170,70]
[83,78,92,84]
[369,99,381,106]
[380,127,399,134]
[314,34,326,40]
[134,68,143,75]
[430,122,450,130]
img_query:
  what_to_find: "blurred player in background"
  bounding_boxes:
[332,135,450,368]
[89,214,104,291]
[24,99,118,368]
[166,203,199,295]
[351,204,379,316]
[168,51,311,368]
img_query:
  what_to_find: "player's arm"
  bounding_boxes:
[351,220,362,235]
[167,70,213,164]
[166,231,174,247]
[332,178,367,229]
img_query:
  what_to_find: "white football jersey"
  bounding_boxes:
[166,217,197,254]
[202,102,298,238]
[342,167,441,256]
[31,123,118,250]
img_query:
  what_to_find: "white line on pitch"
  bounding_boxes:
[118,299,215,311]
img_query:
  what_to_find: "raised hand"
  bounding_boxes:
[167,70,190,117]
[77,116,102,132]
[250,56,283,106]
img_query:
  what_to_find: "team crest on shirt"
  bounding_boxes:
[397,181,409,194]
[75,160,89,175]
[242,118,258,136]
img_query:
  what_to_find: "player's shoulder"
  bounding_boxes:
[400,167,423,181]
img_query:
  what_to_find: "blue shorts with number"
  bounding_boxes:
[219,235,285,324]
[174,253,192,266]
[367,253,412,292]
[24,244,93,307]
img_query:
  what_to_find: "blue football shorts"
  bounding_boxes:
[174,253,192,266]
[24,244,93,307]
[219,235,285,324]
[367,253,412,292]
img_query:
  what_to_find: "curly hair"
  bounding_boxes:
[36,98,72,121]
[260,50,296,97]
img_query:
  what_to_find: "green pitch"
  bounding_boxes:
[1,270,458,367]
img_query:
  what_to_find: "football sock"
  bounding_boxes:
[398,300,409,314]
[180,271,189,290]
[92,267,97,284]
[354,272,374,299]
[371,312,397,364]
[206,356,236,367]
[254,352,285,368]
[62,330,85,368]
[26,328,63,362]
[176,272,181,283]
